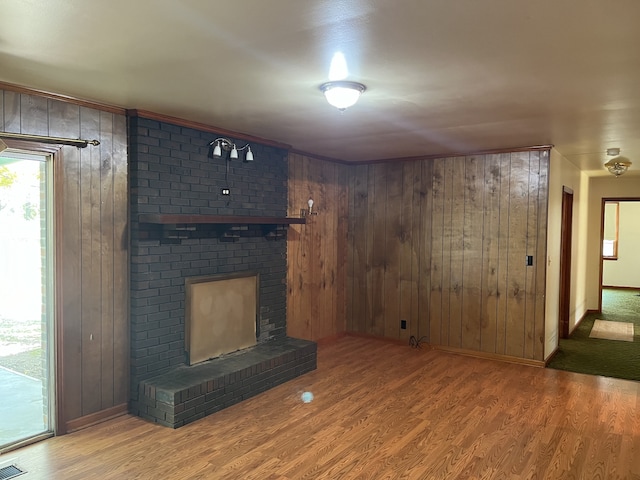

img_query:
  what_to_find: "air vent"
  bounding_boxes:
[0,465,25,480]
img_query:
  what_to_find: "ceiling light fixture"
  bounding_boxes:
[209,138,254,162]
[604,148,631,177]
[319,81,366,111]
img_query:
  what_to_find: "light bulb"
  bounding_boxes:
[212,141,222,157]
[308,198,314,213]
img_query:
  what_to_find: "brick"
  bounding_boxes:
[131,117,299,425]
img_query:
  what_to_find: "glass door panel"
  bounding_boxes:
[0,151,53,450]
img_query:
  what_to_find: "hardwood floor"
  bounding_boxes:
[4,335,640,479]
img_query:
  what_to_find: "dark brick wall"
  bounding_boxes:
[129,116,289,408]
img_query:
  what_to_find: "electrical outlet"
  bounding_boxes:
[401,319,407,330]
[221,188,230,195]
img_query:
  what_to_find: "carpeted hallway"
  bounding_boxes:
[547,288,640,381]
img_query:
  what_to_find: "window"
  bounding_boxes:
[603,201,619,260]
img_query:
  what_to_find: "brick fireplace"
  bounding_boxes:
[128,114,316,427]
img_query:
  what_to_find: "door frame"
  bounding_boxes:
[558,186,573,339]
[3,139,64,436]
[598,197,640,312]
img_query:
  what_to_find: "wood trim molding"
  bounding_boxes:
[348,144,554,166]
[344,331,415,347]
[0,81,126,115]
[65,404,128,434]
[1,139,61,155]
[289,149,349,165]
[431,345,546,367]
[291,145,554,166]
[53,145,67,436]
[127,109,292,150]
[343,332,545,367]
[315,332,348,346]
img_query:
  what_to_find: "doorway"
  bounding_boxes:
[599,198,640,312]
[0,149,55,451]
[558,186,573,339]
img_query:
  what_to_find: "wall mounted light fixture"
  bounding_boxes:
[209,138,254,162]
[301,198,318,217]
[604,148,632,177]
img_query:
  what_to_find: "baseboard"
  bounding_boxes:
[65,403,128,433]
[431,344,545,367]
[341,331,545,365]
[315,332,348,346]
[569,309,598,335]
[544,346,560,366]
[602,285,640,291]
[344,331,414,347]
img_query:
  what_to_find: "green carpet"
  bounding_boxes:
[547,288,640,381]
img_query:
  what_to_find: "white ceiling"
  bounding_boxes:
[1,0,640,176]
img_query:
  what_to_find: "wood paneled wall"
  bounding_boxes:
[287,150,549,361]
[346,151,549,361]
[1,89,129,429]
[287,153,349,341]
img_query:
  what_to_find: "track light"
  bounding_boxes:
[209,138,255,162]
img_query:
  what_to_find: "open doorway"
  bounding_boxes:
[600,198,640,312]
[547,196,640,380]
[0,148,55,451]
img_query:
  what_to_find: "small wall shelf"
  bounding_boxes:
[137,214,305,243]
[138,214,306,225]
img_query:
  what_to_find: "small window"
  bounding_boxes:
[603,201,618,260]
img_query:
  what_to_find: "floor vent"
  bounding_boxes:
[0,465,25,480]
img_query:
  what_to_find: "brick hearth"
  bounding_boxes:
[137,337,316,428]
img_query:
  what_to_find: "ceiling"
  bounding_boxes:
[1,0,640,176]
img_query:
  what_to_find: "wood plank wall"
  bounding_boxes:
[287,153,349,341]
[346,150,549,361]
[0,89,129,428]
[287,150,549,361]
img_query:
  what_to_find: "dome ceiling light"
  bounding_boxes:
[319,81,366,111]
[604,148,632,177]
[320,52,366,111]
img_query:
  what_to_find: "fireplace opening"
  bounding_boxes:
[185,272,259,365]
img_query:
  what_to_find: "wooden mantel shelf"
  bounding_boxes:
[138,214,306,225]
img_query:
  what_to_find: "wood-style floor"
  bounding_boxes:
[4,336,640,479]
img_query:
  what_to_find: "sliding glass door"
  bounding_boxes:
[0,150,54,451]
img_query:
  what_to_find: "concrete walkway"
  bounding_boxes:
[0,366,48,448]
